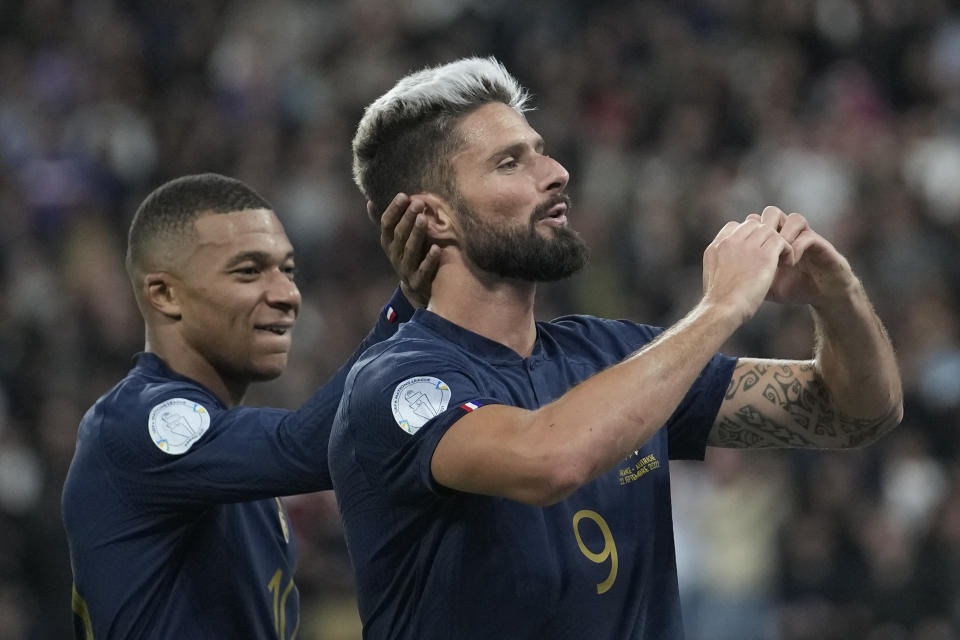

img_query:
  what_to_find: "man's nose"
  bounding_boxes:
[540,154,569,192]
[266,272,301,311]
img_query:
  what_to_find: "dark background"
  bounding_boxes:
[1,1,959,638]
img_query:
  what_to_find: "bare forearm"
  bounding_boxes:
[540,300,739,485]
[812,280,903,435]
[707,287,902,451]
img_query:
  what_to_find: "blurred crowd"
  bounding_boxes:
[1,0,959,638]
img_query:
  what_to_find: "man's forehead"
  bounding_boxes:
[191,209,292,255]
[193,208,282,235]
[454,103,541,158]
[194,209,283,231]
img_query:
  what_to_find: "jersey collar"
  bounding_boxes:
[132,352,227,408]
[412,309,546,365]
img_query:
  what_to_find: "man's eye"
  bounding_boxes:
[283,266,297,280]
[234,267,259,276]
[498,159,519,170]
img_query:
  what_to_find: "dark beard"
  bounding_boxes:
[457,195,589,282]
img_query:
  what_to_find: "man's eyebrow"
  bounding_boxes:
[224,250,295,268]
[490,137,545,160]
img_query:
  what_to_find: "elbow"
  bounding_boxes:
[514,417,638,505]
[844,397,904,449]
[891,397,905,428]
[515,450,593,507]
[525,469,584,507]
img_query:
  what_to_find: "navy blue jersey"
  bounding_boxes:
[329,310,736,639]
[62,289,414,640]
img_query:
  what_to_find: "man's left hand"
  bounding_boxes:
[376,193,441,308]
[751,206,860,307]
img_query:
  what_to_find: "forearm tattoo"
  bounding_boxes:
[716,362,898,449]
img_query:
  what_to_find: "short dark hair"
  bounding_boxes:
[126,173,272,279]
[352,57,530,217]
[357,113,463,219]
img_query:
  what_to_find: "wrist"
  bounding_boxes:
[692,297,745,339]
[810,274,864,315]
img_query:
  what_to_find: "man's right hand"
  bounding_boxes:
[701,212,794,325]
[375,193,441,308]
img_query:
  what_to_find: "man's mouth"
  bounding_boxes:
[545,203,567,219]
[255,323,293,336]
[534,195,571,225]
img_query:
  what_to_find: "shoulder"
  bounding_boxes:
[351,328,470,387]
[546,314,663,339]
[106,367,218,427]
[338,328,481,429]
[542,314,663,350]
[89,363,223,461]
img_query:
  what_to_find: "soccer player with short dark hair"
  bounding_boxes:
[330,57,903,639]
[62,173,437,639]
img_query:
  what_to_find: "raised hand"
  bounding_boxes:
[750,206,859,307]
[702,214,793,324]
[376,193,442,308]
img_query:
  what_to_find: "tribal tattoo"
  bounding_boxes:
[714,361,897,449]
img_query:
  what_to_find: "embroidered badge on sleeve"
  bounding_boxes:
[148,398,211,455]
[391,377,451,435]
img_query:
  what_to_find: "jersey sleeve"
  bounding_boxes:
[664,351,737,460]
[334,343,498,505]
[284,285,417,479]
[100,287,417,507]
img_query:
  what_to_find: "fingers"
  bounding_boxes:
[408,244,442,291]
[774,232,795,266]
[778,212,809,244]
[743,207,809,264]
[378,193,411,250]
[395,233,441,309]
[381,194,424,259]
[377,192,440,307]
[753,219,793,263]
[759,205,786,230]
[711,218,770,249]
[380,192,428,273]
[789,226,836,265]
[399,206,429,275]
[379,193,410,229]
[702,217,791,321]
[712,216,794,268]
[711,220,741,244]
[723,215,787,247]
[757,209,813,264]
[708,206,855,311]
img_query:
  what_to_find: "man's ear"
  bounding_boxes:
[417,193,460,242]
[144,273,182,320]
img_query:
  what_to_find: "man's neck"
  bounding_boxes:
[426,263,538,357]
[144,331,246,407]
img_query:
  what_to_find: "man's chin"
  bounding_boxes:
[250,356,289,382]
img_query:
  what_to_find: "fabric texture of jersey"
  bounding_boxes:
[62,288,414,640]
[329,309,737,640]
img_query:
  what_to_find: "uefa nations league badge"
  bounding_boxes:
[148,398,211,455]
[391,376,451,435]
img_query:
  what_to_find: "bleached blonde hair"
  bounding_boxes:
[352,56,531,216]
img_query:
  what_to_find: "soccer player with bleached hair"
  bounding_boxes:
[330,57,903,639]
